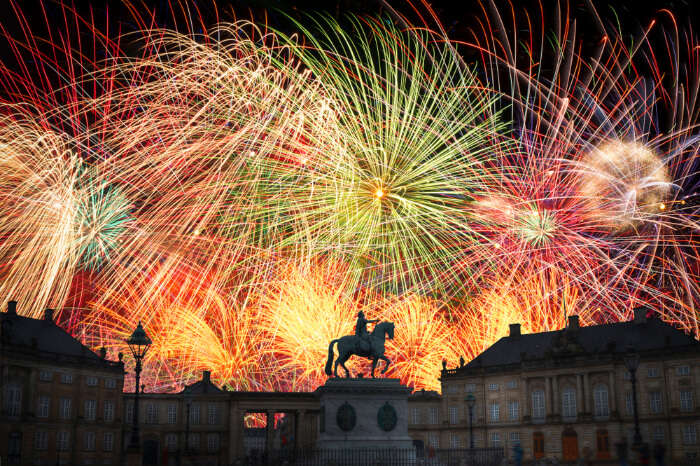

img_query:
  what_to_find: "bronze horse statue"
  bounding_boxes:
[324,321,395,378]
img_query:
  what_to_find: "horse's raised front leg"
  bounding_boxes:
[371,358,378,378]
[379,355,391,374]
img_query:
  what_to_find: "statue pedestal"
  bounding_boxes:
[315,377,415,451]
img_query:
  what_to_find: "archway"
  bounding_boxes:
[562,428,578,462]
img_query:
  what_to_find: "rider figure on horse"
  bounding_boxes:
[355,311,379,353]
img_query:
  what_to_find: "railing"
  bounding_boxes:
[233,447,504,466]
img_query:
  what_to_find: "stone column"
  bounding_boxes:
[521,377,530,418]
[552,376,559,416]
[266,410,275,455]
[294,410,305,450]
[609,371,617,413]
[230,407,246,461]
[545,377,553,416]
[583,372,590,413]
[576,374,583,416]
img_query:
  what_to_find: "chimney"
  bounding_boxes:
[568,315,580,330]
[44,309,54,322]
[7,300,16,315]
[633,307,647,324]
[203,370,211,383]
[99,347,107,359]
[509,323,521,337]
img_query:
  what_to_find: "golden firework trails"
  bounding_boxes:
[0,2,698,393]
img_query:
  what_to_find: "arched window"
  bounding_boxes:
[594,385,610,418]
[561,387,577,419]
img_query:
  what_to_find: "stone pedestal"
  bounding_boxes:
[315,377,415,450]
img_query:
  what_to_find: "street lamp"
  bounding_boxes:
[624,346,642,446]
[126,321,152,449]
[465,392,476,449]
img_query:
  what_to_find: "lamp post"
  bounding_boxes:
[624,346,642,446]
[466,392,476,449]
[126,321,152,450]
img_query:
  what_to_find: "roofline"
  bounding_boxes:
[441,343,700,379]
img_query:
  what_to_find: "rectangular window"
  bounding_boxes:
[647,367,660,378]
[4,385,21,416]
[207,433,220,452]
[649,392,663,414]
[208,405,219,425]
[60,373,73,384]
[187,433,200,449]
[38,395,50,418]
[34,431,48,450]
[411,407,420,424]
[680,390,694,412]
[39,370,52,382]
[86,376,98,387]
[488,383,499,391]
[190,403,201,424]
[57,431,70,451]
[508,400,519,420]
[682,425,697,445]
[562,389,577,419]
[105,378,117,389]
[60,398,72,419]
[104,400,115,422]
[449,405,459,424]
[146,403,158,424]
[84,431,96,451]
[510,432,520,445]
[168,404,177,424]
[506,380,518,389]
[428,407,439,424]
[85,400,97,421]
[532,390,545,419]
[103,432,114,452]
[677,366,691,377]
[447,384,458,394]
[465,383,476,393]
[594,386,610,417]
[166,433,177,452]
[489,403,500,421]
[126,402,133,424]
[450,433,461,448]
[625,392,634,415]
[428,433,439,448]
[491,432,501,447]
[653,426,665,442]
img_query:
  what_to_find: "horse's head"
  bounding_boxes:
[372,321,395,340]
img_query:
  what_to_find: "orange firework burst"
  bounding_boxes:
[383,294,462,391]
[457,269,591,359]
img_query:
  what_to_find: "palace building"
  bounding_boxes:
[421,308,700,463]
[3,298,699,465]
[0,301,125,465]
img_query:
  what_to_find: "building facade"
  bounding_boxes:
[1,301,125,465]
[122,372,319,465]
[421,309,700,463]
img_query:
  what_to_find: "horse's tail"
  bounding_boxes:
[325,339,339,376]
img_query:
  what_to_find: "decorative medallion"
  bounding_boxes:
[336,402,357,431]
[377,402,398,431]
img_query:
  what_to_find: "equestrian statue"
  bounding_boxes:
[324,311,395,378]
